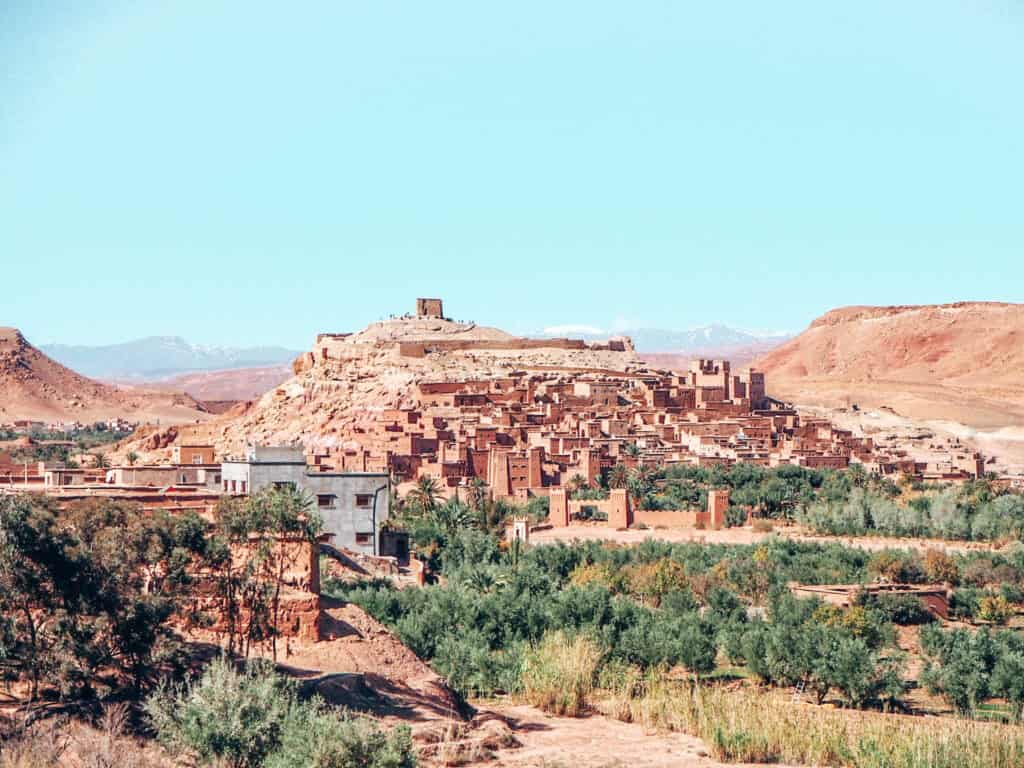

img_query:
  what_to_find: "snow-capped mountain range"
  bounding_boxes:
[42,336,302,380]
[540,323,792,355]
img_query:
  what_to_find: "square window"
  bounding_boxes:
[355,493,373,508]
[317,494,336,508]
[355,533,372,545]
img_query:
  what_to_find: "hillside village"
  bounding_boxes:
[2,299,998,529]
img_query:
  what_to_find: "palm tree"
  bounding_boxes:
[569,473,589,493]
[431,498,475,537]
[609,463,629,490]
[126,451,139,466]
[467,477,490,512]
[94,452,110,469]
[623,443,641,458]
[407,475,442,512]
[626,466,655,507]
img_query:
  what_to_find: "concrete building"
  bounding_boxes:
[221,445,390,556]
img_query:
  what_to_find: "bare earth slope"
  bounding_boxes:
[0,327,212,424]
[755,303,1024,430]
[110,364,293,402]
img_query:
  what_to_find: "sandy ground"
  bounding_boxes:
[531,521,998,555]
[480,703,756,768]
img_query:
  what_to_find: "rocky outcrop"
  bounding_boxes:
[754,302,1024,429]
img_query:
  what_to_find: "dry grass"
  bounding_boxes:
[0,717,68,768]
[598,673,1024,768]
[0,705,167,768]
[520,631,601,717]
[418,718,520,766]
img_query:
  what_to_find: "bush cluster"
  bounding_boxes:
[145,657,416,768]
[328,533,918,710]
[921,626,1024,719]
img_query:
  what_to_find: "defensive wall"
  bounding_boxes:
[548,487,729,530]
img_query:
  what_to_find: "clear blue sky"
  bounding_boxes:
[3,1,1022,347]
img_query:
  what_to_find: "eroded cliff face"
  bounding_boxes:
[755,302,1024,429]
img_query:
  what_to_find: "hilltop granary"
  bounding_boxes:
[416,297,444,318]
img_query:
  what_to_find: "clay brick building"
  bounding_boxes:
[416,298,444,318]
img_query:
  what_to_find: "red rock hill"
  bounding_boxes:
[754,302,1024,429]
[0,327,211,424]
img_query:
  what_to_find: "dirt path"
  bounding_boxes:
[531,522,996,555]
[479,703,744,768]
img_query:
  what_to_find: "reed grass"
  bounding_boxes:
[598,671,1024,768]
[520,631,601,717]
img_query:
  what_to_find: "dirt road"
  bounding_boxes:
[531,522,995,554]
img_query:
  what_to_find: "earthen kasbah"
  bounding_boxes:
[128,297,984,496]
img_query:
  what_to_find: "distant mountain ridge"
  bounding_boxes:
[541,323,791,355]
[0,327,210,423]
[42,336,302,379]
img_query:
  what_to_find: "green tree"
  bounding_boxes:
[407,475,442,512]
[0,496,71,700]
[920,625,998,715]
[608,463,629,490]
[243,487,321,662]
[992,650,1024,721]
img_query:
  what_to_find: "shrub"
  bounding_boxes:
[868,594,935,625]
[145,657,416,768]
[146,658,295,768]
[962,558,1002,588]
[624,559,688,607]
[978,594,1012,626]
[923,549,960,585]
[950,588,983,621]
[752,519,774,533]
[520,631,601,716]
[724,505,748,528]
[576,505,607,522]
[265,703,415,768]
[867,551,924,584]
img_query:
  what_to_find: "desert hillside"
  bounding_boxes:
[111,364,293,402]
[755,302,1024,430]
[118,316,642,459]
[0,327,213,424]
